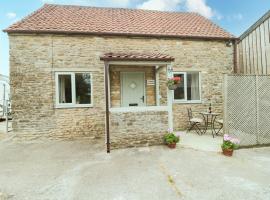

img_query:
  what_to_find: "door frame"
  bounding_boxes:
[120,71,146,107]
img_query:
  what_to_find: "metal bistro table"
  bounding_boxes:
[200,112,219,138]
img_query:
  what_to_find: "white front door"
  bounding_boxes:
[121,72,145,107]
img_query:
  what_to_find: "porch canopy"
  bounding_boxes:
[100,52,174,62]
[100,52,175,153]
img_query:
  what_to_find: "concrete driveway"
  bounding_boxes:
[0,135,270,200]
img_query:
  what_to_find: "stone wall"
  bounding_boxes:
[9,33,233,143]
[110,110,168,149]
[109,65,156,107]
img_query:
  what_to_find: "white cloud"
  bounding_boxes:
[39,0,222,20]
[185,0,213,18]
[137,0,181,11]
[226,13,243,21]
[137,0,217,19]
[6,12,17,19]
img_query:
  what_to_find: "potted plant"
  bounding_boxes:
[221,134,240,156]
[167,77,181,90]
[164,129,180,148]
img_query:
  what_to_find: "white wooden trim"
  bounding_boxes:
[155,65,160,106]
[173,100,202,104]
[109,106,168,113]
[55,104,94,109]
[52,68,99,72]
[55,72,73,107]
[167,64,173,131]
[55,72,93,108]
[172,71,202,103]
[199,71,202,101]
[71,73,76,105]
[184,72,188,101]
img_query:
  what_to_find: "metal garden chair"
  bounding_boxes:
[187,108,203,135]
[214,119,223,135]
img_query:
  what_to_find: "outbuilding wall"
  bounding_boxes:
[237,11,270,74]
[9,34,233,141]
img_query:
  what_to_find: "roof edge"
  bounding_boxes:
[240,10,270,40]
[3,4,49,34]
[3,29,237,41]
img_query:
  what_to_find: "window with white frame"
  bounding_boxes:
[173,72,201,102]
[56,72,92,107]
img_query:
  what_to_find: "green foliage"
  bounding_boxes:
[221,140,239,150]
[164,133,180,145]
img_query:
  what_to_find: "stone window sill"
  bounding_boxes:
[173,100,202,104]
[55,104,93,109]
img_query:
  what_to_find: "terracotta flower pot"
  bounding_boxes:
[167,143,176,148]
[222,148,233,156]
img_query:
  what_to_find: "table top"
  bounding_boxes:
[200,112,219,116]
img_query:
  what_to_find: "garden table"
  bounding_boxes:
[200,112,219,138]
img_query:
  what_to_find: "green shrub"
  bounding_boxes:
[164,133,180,145]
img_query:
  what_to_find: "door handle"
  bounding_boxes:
[140,96,144,103]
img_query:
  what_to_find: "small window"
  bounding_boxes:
[58,74,72,104]
[56,72,92,108]
[173,72,201,103]
[75,73,92,104]
[174,73,185,100]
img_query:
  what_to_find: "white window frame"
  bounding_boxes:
[55,72,93,108]
[173,71,202,104]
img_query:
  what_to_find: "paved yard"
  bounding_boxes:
[0,133,270,200]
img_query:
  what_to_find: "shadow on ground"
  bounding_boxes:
[0,131,270,200]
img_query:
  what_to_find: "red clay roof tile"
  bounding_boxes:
[4,4,235,39]
[100,52,175,61]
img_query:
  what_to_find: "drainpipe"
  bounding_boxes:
[2,83,5,116]
[104,62,110,153]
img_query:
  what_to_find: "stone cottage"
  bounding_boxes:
[4,4,236,151]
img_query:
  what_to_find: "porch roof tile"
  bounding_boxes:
[100,52,174,62]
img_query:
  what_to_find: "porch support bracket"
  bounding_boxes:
[167,64,174,131]
[155,65,161,106]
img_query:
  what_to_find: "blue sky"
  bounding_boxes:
[1,0,269,76]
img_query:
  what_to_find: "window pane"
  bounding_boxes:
[75,73,91,104]
[58,74,72,103]
[174,74,185,100]
[187,72,200,100]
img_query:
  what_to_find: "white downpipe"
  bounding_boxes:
[155,65,160,106]
[5,100,8,134]
[2,84,5,117]
[167,64,173,131]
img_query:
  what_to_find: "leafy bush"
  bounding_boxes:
[221,134,240,150]
[164,132,180,145]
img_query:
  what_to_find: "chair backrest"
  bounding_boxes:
[187,108,193,121]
